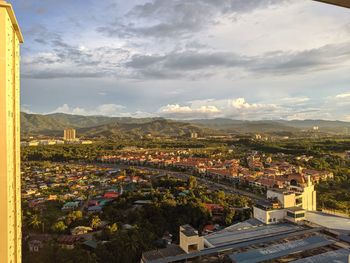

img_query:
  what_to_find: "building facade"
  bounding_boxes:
[0,1,23,262]
[64,128,76,141]
[253,176,316,225]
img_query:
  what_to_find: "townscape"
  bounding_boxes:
[1,0,350,262]
[21,126,350,263]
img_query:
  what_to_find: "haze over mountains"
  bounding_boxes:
[21,112,350,138]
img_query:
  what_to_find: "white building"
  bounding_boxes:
[253,176,316,224]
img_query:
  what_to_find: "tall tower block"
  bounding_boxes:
[0,1,23,262]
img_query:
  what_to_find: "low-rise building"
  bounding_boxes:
[253,176,316,224]
[62,201,80,212]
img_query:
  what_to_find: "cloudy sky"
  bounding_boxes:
[11,0,350,120]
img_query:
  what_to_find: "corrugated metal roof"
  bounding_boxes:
[291,248,350,263]
[229,236,334,263]
[205,223,301,247]
[145,227,323,263]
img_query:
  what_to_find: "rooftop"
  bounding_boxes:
[306,211,350,233]
[180,224,198,237]
[205,221,302,247]
[229,236,334,263]
[142,244,185,262]
[290,248,350,263]
[287,206,306,212]
[0,1,24,42]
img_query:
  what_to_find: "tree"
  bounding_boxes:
[52,221,67,233]
[187,176,197,189]
[106,223,118,235]
[90,215,101,229]
[65,210,83,225]
[29,214,42,230]
[224,208,235,225]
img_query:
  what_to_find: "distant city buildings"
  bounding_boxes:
[20,128,93,146]
[21,139,92,147]
[64,128,76,141]
[190,132,198,139]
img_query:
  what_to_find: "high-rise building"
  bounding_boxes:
[64,128,77,141]
[190,132,198,139]
[0,1,23,262]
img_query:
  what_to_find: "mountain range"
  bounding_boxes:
[21,112,350,138]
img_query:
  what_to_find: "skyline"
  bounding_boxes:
[11,0,350,121]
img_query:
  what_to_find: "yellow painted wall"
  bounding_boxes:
[0,1,23,262]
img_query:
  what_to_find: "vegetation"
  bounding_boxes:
[238,138,350,213]
[21,112,219,138]
[20,131,350,262]
[95,177,251,262]
[21,112,350,137]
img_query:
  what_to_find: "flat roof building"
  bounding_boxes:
[253,176,316,225]
[141,220,350,263]
[141,173,350,263]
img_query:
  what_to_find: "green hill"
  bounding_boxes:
[78,119,218,139]
[189,118,350,134]
[21,113,350,138]
[189,119,299,133]
[20,112,218,138]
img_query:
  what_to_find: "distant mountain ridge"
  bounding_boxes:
[190,118,350,134]
[20,112,219,138]
[21,112,350,138]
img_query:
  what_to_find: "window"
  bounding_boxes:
[296,213,305,218]
[287,211,295,218]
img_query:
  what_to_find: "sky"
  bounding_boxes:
[10,0,350,120]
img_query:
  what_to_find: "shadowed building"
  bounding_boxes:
[0,1,23,262]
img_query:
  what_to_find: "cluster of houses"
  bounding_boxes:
[22,162,158,254]
[21,163,154,210]
[99,151,333,190]
[23,161,234,255]
[22,164,118,201]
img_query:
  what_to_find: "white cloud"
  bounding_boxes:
[158,98,280,119]
[335,93,350,99]
[51,104,126,116]
[159,104,220,119]
[20,0,350,121]
[24,93,350,121]
[279,97,310,104]
[160,104,193,114]
[231,98,260,109]
[48,104,158,119]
